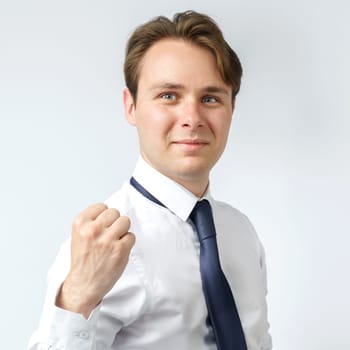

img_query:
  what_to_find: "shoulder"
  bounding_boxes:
[211,199,264,252]
[212,199,254,229]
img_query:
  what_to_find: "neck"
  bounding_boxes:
[140,156,210,198]
[172,176,209,198]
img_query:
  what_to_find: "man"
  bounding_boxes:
[28,10,272,350]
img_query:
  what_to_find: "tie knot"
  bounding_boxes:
[194,198,210,212]
[190,199,216,241]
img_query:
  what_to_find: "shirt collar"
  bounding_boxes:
[132,157,208,222]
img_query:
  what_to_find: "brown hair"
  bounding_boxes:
[124,10,242,102]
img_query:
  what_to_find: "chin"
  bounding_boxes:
[171,160,212,180]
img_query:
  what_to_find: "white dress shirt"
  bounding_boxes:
[28,157,272,350]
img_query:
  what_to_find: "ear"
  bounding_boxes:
[123,88,136,126]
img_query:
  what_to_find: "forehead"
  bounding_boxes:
[137,38,229,90]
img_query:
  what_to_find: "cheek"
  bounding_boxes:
[141,106,174,132]
[137,107,174,142]
[212,114,232,137]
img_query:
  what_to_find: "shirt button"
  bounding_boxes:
[78,330,89,340]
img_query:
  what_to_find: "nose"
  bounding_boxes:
[181,99,204,129]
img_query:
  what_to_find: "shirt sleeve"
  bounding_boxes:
[27,237,149,350]
[27,239,104,350]
[250,220,273,350]
[257,241,273,350]
[27,305,101,350]
[239,212,273,350]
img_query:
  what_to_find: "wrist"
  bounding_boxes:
[55,280,99,319]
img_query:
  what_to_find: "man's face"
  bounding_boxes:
[124,38,234,193]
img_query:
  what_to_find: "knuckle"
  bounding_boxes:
[92,202,108,209]
[85,221,101,238]
[122,233,135,249]
[96,237,110,250]
[130,232,136,245]
[119,216,131,229]
[125,231,135,245]
[95,202,108,211]
[108,208,120,217]
[72,215,84,230]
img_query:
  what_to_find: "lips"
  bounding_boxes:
[172,139,209,153]
[173,139,209,145]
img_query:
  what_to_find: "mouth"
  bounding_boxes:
[172,139,209,151]
[173,139,209,145]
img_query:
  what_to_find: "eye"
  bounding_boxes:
[202,96,218,103]
[160,93,176,101]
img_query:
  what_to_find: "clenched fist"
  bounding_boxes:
[56,203,135,318]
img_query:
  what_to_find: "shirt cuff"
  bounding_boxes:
[43,304,101,350]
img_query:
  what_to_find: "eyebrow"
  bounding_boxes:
[150,83,185,91]
[150,83,230,95]
[203,86,230,95]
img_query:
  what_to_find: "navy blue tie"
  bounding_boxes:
[190,200,247,350]
[130,177,247,350]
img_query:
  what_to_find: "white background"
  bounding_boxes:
[1,0,349,349]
